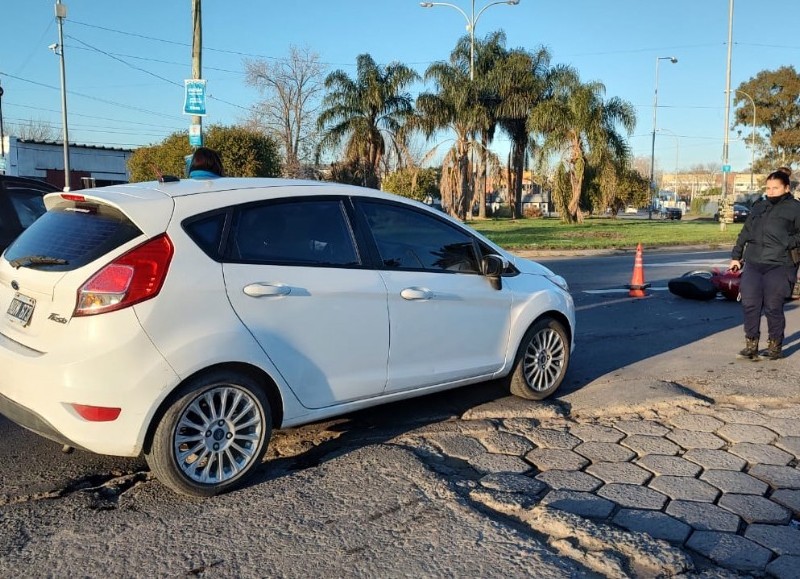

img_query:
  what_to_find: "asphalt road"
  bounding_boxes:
[2,248,798,577]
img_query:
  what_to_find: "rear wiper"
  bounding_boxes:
[8,255,69,269]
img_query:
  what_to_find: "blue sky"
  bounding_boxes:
[1,1,797,173]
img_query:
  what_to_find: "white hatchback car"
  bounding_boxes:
[0,178,575,496]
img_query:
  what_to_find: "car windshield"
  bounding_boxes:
[4,205,142,271]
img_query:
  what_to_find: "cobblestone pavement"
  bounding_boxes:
[395,400,800,577]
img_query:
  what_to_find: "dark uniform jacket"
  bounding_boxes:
[732,194,800,266]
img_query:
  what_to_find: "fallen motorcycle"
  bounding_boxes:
[668,267,742,301]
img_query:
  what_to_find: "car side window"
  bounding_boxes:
[7,191,47,229]
[184,212,227,259]
[231,199,360,267]
[360,200,480,274]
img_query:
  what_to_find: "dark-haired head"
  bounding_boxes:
[777,166,792,177]
[189,147,224,177]
[766,170,790,187]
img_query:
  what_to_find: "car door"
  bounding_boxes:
[222,198,389,409]
[356,199,513,393]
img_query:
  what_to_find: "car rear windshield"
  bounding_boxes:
[4,205,142,271]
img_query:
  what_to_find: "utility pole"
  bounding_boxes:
[191,0,202,145]
[0,82,6,170]
[55,0,71,190]
[720,0,734,231]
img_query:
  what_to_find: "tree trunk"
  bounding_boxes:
[567,141,585,223]
[478,136,488,219]
[458,152,470,221]
[512,139,526,219]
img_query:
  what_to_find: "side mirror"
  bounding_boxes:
[481,254,507,290]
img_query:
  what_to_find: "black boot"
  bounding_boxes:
[737,337,760,360]
[766,339,783,360]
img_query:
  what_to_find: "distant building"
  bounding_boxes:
[0,136,132,190]
[660,171,768,197]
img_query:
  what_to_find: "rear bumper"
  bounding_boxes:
[0,392,83,450]
[0,311,181,457]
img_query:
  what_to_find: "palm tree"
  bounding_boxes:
[464,31,508,219]
[415,59,480,220]
[415,33,508,221]
[317,54,419,189]
[530,70,636,223]
[490,46,554,219]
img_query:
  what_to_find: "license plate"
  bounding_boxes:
[6,293,36,327]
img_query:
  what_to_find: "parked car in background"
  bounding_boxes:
[624,205,638,214]
[0,178,575,497]
[732,204,750,223]
[0,175,58,252]
[713,203,751,223]
[663,207,682,220]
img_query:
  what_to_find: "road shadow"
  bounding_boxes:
[245,378,511,490]
[559,290,799,398]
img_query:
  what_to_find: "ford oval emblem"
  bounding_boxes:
[11,280,19,291]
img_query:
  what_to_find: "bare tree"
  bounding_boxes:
[244,46,326,178]
[7,119,58,141]
[688,162,721,194]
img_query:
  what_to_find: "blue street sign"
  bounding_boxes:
[188,124,202,147]
[183,79,207,116]
[722,164,731,173]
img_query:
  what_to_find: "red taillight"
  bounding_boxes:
[71,404,121,422]
[74,234,174,316]
[61,194,86,202]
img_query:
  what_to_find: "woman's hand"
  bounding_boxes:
[730,259,742,272]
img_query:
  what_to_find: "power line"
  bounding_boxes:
[70,20,281,60]
[67,35,184,89]
[5,116,171,138]
[68,19,364,68]
[6,101,185,130]
[0,71,181,121]
[65,34,252,111]
[68,45,246,75]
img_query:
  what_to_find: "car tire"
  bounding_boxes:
[145,370,272,497]
[508,317,570,401]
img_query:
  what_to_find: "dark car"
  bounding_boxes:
[732,204,750,223]
[714,203,751,223]
[663,207,682,220]
[0,175,58,252]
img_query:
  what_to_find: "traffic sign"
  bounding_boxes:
[722,164,731,173]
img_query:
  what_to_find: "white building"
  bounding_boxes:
[0,136,132,189]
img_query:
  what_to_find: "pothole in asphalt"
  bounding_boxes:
[0,470,152,508]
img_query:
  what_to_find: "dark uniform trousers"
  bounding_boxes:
[740,262,797,340]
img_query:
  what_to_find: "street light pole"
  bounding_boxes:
[648,56,678,219]
[53,0,71,191]
[735,88,756,192]
[720,0,734,231]
[420,0,519,82]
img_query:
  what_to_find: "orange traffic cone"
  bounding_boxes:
[627,243,650,298]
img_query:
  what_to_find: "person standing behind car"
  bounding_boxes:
[730,170,800,360]
[778,166,800,300]
[188,147,224,179]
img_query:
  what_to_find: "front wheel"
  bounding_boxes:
[145,370,272,497]
[508,318,570,401]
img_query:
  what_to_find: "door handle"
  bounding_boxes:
[243,283,291,297]
[400,287,433,301]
